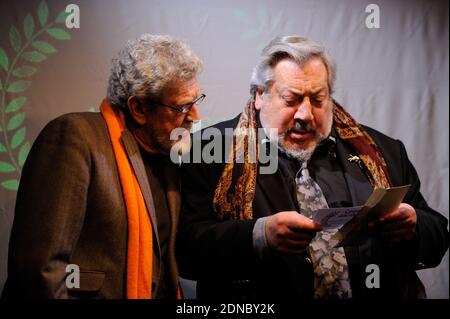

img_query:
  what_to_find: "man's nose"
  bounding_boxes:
[294,97,314,122]
[186,105,200,121]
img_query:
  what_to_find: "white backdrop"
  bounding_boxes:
[0,0,448,298]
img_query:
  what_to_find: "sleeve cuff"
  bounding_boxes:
[252,216,271,259]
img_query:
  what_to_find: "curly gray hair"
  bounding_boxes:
[107,34,202,111]
[250,36,336,95]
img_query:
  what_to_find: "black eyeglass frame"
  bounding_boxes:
[152,93,206,114]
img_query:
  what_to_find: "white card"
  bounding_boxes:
[312,206,363,230]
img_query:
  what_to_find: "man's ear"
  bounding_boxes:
[254,88,264,111]
[127,96,147,125]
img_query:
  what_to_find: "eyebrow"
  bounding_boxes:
[281,87,327,97]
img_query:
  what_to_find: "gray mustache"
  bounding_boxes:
[291,121,313,132]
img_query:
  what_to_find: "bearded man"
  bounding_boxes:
[176,36,448,299]
[3,34,205,299]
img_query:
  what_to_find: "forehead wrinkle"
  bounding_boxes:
[277,84,327,97]
[273,58,329,96]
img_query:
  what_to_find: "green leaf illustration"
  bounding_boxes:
[55,10,69,24]
[1,1,73,192]
[22,51,47,63]
[6,113,25,131]
[2,179,20,191]
[10,26,22,53]
[32,41,56,54]
[24,13,35,40]
[5,97,27,113]
[47,28,70,40]
[11,127,26,149]
[18,142,31,167]
[7,80,31,93]
[0,161,16,173]
[0,48,8,71]
[38,0,49,26]
[12,65,37,78]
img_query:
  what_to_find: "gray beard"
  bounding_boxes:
[150,123,193,155]
[276,109,334,161]
[277,133,319,161]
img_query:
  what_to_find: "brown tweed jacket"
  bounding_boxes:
[2,112,181,299]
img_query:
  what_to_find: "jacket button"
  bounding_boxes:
[305,257,312,263]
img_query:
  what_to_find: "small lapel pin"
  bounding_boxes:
[347,154,362,168]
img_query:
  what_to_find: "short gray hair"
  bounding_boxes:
[250,36,336,95]
[107,34,202,111]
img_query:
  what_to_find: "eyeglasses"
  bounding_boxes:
[153,93,206,114]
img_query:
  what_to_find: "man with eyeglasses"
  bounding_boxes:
[177,36,448,299]
[3,34,204,299]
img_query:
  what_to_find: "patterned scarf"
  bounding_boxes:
[213,98,392,220]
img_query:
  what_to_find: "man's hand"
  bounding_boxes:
[265,211,322,254]
[369,203,417,243]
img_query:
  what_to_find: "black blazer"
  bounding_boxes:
[176,114,448,299]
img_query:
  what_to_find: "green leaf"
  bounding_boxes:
[32,41,56,54]
[0,48,8,71]
[24,13,35,40]
[0,161,16,173]
[0,143,7,153]
[18,142,31,166]
[38,0,49,26]
[47,28,70,40]
[55,10,69,24]
[7,80,31,93]
[12,65,37,78]
[2,179,20,191]
[10,26,21,53]
[6,113,25,131]
[22,51,46,63]
[0,78,2,90]
[11,127,26,149]
[5,97,27,113]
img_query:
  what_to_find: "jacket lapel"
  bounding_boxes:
[335,138,373,206]
[120,130,162,293]
[163,163,182,297]
[335,136,375,298]
[164,163,181,228]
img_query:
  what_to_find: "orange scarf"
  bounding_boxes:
[100,99,153,299]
